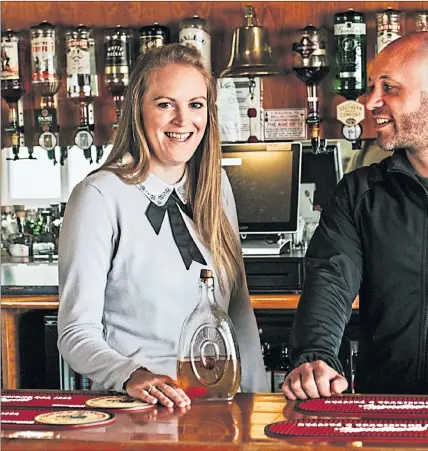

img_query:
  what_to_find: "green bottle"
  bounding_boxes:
[334,9,367,100]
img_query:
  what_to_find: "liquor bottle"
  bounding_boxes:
[292,25,329,153]
[66,25,99,160]
[376,8,405,55]
[334,9,367,100]
[179,15,211,72]
[139,23,170,55]
[415,12,428,32]
[1,29,25,158]
[104,26,134,126]
[30,21,61,159]
[177,269,241,401]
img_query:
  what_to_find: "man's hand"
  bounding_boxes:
[125,368,191,408]
[282,360,348,400]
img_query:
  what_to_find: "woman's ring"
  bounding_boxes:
[147,385,156,395]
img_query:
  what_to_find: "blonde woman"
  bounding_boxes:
[58,44,268,408]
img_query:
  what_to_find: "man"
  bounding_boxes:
[283,32,428,399]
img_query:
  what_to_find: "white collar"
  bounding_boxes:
[136,171,188,206]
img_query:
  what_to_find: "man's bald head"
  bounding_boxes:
[366,31,428,154]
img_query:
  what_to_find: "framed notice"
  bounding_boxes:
[217,77,263,143]
[264,109,307,141]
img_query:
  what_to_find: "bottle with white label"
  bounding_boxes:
[376,8,405,55]
[334,9,367,100]
[179,15,211,72]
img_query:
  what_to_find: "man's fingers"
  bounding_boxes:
[282,377,297,400]
[331,374,348,395]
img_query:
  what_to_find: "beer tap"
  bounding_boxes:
[292,25,329,154]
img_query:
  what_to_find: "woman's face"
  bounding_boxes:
[142,63,208,178]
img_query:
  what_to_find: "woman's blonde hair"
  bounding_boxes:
[96,43,243,294]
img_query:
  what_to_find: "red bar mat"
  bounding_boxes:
[296,395,428,418]
[265,419,428,441]
[1,391,154,412]
[1,408,115,429]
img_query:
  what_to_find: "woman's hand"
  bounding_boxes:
[125,368,191,408]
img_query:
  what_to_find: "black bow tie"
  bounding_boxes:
[145,191,207,270]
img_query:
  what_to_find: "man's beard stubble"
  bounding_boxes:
[376,92,428,153]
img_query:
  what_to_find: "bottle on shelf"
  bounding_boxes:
[66,24,100,163]
[30,21,62,162]
[334,9,367,150]
[376,8,405,55]
[104,26,134,127]
[1,29,26,160]
[177,269,241,401]
[292,25,329,154]
[179,15,211,72]
[139,23,170,56]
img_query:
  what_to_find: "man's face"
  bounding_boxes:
[365,45,428,153]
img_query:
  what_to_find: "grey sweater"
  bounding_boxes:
[58,169,268,393]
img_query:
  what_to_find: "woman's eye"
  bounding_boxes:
[190,102,204,109]
[157,102,172,109]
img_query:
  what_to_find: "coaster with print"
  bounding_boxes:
[1,408,115,429]
[265,418,428,441]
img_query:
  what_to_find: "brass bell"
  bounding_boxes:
[220,5,281,78]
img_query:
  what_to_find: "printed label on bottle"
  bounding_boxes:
[31,36,56,80]
[336,36,364,81]
[105,40,129,67]
[377,31,402,54]
[67,38,91,75]
[139,36,167,54]
[334,23,366,35]
[1,41,20,80]
[179,28,211,72]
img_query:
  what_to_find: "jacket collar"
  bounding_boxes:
[387,149,417,179]
[117,152,188,206]
[135,171,188,206]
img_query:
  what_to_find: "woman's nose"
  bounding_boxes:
[172,108,189,126]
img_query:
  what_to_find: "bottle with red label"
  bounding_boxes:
[30,21,62,160]
[66,25,99,161]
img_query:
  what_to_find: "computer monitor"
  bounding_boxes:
[300,141,343,221]
[221,142,302,255]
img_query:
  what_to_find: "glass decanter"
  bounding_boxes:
[177,269,241,401]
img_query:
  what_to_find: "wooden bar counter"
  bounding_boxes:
[1,392,425,451]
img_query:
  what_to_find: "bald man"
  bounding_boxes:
[283,32,428,399]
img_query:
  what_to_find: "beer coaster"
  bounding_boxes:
[265,418,428,441]
[1,408,115,430]
[1,390,155,412]
[85,396,152,411]
[296,395,428,418]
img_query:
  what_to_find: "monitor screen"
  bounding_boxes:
[221,142,302,234]
[300,142,343,212]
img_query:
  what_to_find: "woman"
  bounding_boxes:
[58,44,268,408]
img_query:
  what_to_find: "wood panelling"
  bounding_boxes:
[1,1,427,148]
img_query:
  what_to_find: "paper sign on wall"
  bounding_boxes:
[264,109,307,141]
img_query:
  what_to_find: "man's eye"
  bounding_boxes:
[190,102,204,109]
[383,84,394,93]
[366,85,374,94]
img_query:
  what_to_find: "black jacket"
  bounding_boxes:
[290,149,428,394]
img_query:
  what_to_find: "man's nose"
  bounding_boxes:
[365,86,384,111]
